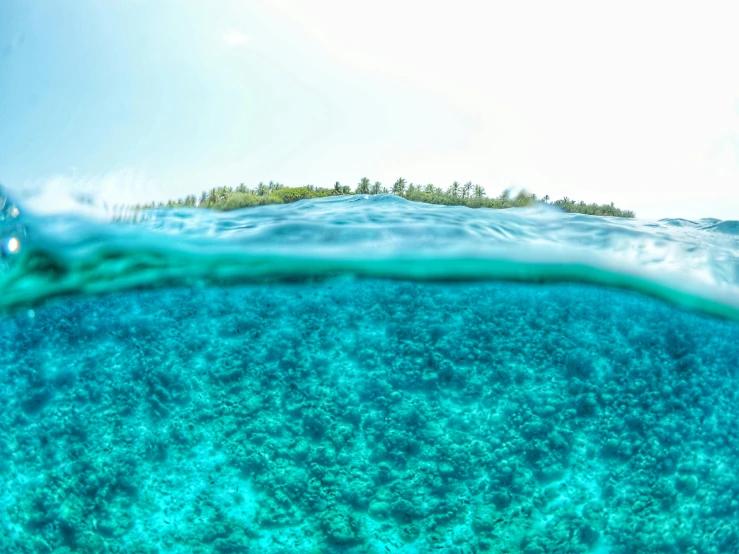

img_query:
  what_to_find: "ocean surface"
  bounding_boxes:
[1,191,739,553]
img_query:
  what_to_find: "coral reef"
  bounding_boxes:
[0,280,738,553]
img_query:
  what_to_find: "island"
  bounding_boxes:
[136,178,635,218]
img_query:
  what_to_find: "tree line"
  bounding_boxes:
[135,178,635,217]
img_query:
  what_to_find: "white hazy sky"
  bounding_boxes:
[1,0,738,220]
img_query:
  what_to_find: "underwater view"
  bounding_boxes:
[2,192,739,553]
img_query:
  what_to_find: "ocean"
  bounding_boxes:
[1,192,739,553]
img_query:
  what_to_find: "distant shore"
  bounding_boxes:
[137,179,635,218]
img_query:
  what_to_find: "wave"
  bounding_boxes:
[2,190,738,319]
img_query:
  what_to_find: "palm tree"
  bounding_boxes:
[236,183,248,193]
[371,181,383,195]
[334,181,342,194]
[207,188,218,205]
[473,184,485,200]
[199,191,208,206]
[449,181,460,198]
[462,181,473,199]
[356,177,371,194]
[217,186,232,202]
[256,182,268,196]
[392,177,407,196]
[424,184,435,194]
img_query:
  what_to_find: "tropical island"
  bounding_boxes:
[138,178,636,218]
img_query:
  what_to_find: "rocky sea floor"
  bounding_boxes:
[1,280,739,553]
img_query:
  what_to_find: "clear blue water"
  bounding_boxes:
[2,191,739,553]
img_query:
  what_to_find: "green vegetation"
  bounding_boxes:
[137,178,635,217]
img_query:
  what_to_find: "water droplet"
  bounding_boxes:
[2,236,20,257]
[7,237,19,253]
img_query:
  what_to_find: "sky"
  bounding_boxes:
[1,0,738,220]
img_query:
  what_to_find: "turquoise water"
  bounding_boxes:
[2,191,739,553]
